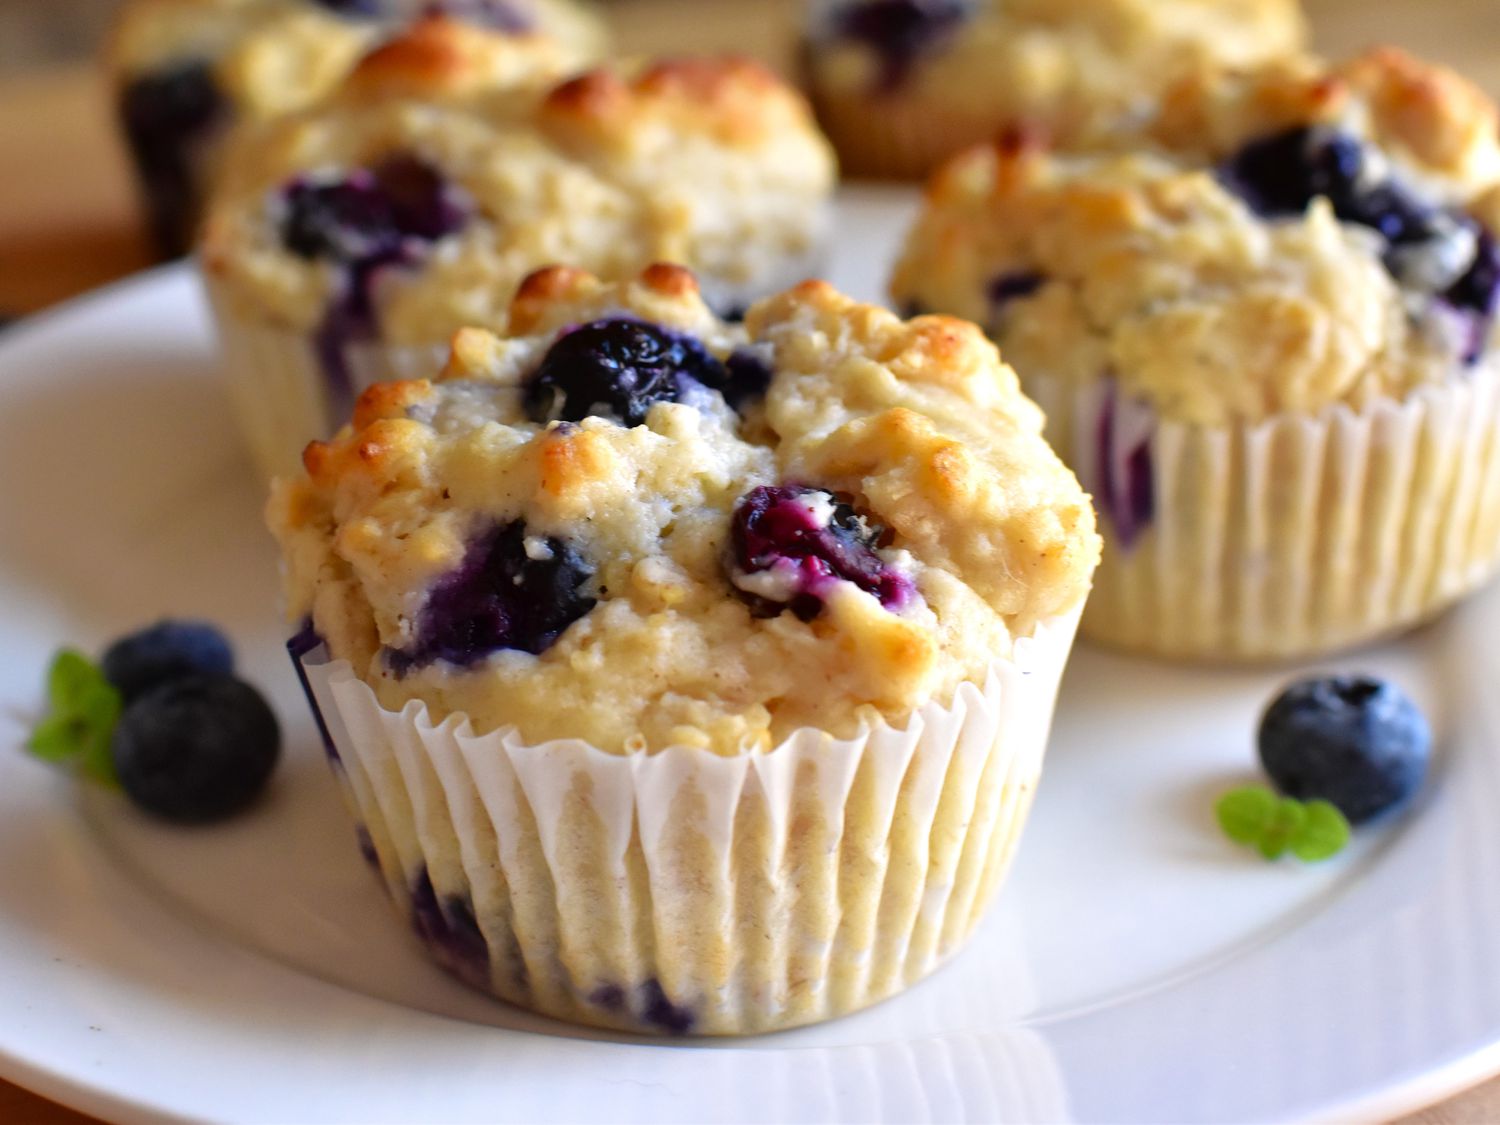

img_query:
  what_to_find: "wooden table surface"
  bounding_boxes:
[2,0,1499,1121]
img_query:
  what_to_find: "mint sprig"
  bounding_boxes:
[1216,785,1350,862]
[26,650,122,785]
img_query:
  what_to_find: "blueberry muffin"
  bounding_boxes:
[800,0,1306,180]
[892,48,1500,660]
[269,263,1100,1034]
[201,22,838,480]
[108,0,605,256]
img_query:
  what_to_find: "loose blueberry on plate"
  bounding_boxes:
[729,485,917,621]
[110,674,281,824]
[1258,675,1431,825]
[101,619,234,703]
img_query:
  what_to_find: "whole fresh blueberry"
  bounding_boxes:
[729,485,917,621]
[1258,675,1431,825]
[101,620,235,703]
[523,319,731,427]
[110,675,281,824]
[388,521,597,673]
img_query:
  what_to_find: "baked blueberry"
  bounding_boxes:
[409,868,490,987]
[828,0,974,90]
[310,0,385,16]
[639,978,695,1035]
[1094,383,1154,550]
[118,60,227,257]
[1258,675,1431,825]
[523,319,730,426]
[282,172,404,263]
[988,271,1045,311]
[388,521,597,673]
[101,619,235,703]
[729,485,917,621]
[280,156,469,408]
[426,0,533,31]
[110,674,281,824]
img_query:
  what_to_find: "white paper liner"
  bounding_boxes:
[1026,361,1500,660]
[203,275,449,482]
[297,608,1082,1036]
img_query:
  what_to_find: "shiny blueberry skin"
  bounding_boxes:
[524,319,741,426]
[110,674,281,824]
[1258,675,1431,825]
[730,485,916,621]
[119,60,227,258]
[388,521,597,674]
[101,620,235,703]
[829,0,973,90]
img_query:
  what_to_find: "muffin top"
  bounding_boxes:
[891,49,1500,425]
[201,24,837,341]
[268,266,1100,755]
[110,0,605,119]
[804,0,1305,143]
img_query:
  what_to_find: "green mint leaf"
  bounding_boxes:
[1257,799,1307,860]
[47,649,99,712]
[27,650,122,787]
[75,680,122,785]
[1290,800,1351,862]
[1216,786,1278,846]
[26,714,85,762]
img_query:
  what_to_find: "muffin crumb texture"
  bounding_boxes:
[270,269,1099,754]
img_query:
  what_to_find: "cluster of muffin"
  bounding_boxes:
[105,0,1500,1035]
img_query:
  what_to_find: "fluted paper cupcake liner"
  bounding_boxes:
[1026,365,1500,661]
[294,608,1081,1036]
[203,276,449,482]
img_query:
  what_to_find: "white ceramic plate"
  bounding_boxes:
[3,190,1500,1124]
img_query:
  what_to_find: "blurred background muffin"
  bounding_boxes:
[106,0,606,257]
[800,0,1307,178]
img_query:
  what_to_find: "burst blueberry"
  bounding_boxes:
[101,619,235,703]
[523,319,734,426]
[279,155,469,410]
[1258,675,1431,825]
[729,485,917,621]
[109,674,281,824]
[387,521,596,673]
